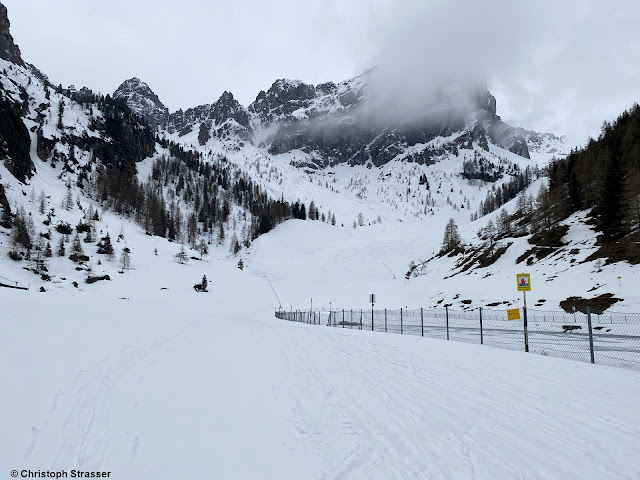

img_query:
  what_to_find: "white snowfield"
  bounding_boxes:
[2,257,640,480]
[2,33,640,479]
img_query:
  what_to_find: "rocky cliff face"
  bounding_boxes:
[113,65,560,169]
[113,78,169,128]
[165,90,252,144]
[249,79,318,124]
[0,2,23,66]
[254,75,532,167]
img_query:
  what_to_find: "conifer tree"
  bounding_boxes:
[230,233,240,254]
[63,188,73,210]
[57,235,66,256]
[218,223,225,245]
[484,219,496,253]
[441,218,461,253]
[97,233,114,255]
[72,232,83,254]
[39,190,46,214]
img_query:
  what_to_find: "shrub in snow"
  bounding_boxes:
[194,275,208,292]
[55,222,73,235]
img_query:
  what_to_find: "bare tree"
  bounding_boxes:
[198,239,208,259]
[120,247,131,270]
[174,245,189,264]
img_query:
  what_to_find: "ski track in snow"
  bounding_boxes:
[21,319,193,471]
[268,321,640,479]
[2,286,640,479]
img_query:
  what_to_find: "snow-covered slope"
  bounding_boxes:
[2,234,639,479]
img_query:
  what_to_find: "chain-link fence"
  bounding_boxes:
[275,307,640,371]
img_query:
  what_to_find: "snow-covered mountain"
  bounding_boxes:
[113,77,169,128]
[166,90,252,143]
[124,68,564,170]
[3,5,640,478]
[4,0,637,315]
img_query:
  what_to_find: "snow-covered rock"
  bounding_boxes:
[113,77,169,128]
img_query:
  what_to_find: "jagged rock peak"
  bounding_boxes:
[0,2,24,66]
[211,91,250,129]
[113,77,169,128]
[249,78,317,123]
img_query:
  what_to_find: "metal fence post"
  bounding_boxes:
[371,306,374,331]
[445,306,449,340]
[523,306,529,352]
[421,308,424,337]
[587,306,595,364]
[333,310,336,327]
[360,309,363,330]
[479,307,483,345]
[385,309,387,333]
[401,308,403,334]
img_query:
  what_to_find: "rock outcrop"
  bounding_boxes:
[114,78,169,128]
[0,3,23,66]
[166,90,252,144]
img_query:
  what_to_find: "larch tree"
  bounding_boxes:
[441,218,461,253]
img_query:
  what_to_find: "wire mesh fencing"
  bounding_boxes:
[275,307,640,372]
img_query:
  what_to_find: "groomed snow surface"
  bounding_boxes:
[2,222,640,480]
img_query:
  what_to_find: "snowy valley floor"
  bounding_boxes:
[2,265,640,480]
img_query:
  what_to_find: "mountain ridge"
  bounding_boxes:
[114,72,563,172]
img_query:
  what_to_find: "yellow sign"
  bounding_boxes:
[517,273,531,291]
[507,308,521,320]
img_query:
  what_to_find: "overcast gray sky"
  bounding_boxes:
[4,0,639,146]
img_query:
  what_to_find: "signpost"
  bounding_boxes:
[370,294,375,331]
[516,273,531,352]
[507,308,521,320]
